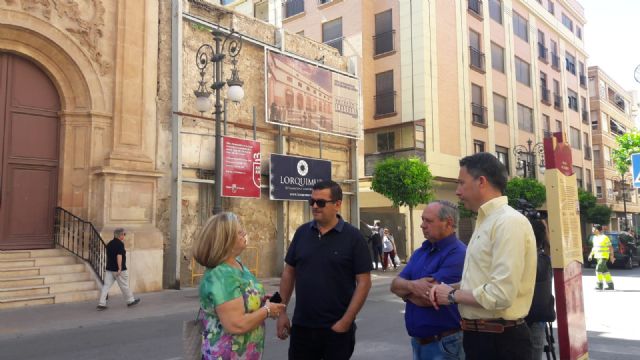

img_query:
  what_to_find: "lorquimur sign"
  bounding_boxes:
[269,154,332,201]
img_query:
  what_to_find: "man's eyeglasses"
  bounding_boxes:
[308,198,335,208]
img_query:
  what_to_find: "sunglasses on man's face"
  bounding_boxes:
[308,198,336,208]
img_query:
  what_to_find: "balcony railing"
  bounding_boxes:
[471,103,487,126]
[566,61,576,75]
[468,0,483,17]
[469,46,485,71]
[283,0,304,18]
[373,30,395,56]
[553,93,563,111]
[580,74,587,88]
[538,43,548,61]
[374,91,396,116]
[586,183,593,193]
[610,98,626,112]
[541,87,551,104]
[365,148,425,176]
[543,130,553,138]
[584,145,592,160]
[551,53,560,70]
[582,110,589,124]
[323,37,343,55]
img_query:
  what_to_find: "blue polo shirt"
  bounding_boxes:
[399,234,466,338]
[285,215,372,328]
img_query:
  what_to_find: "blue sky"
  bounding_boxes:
[581,0,640,94]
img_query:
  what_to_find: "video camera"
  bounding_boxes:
[513,199,545,221]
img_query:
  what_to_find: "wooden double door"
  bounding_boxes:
[0,53,60,250]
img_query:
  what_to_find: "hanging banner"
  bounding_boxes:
[221,136,261,199]
[269,154,331,201]
[265,50,361,139]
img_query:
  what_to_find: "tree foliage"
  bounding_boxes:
[371,157,434,255]
[505,177,546,208]
[612,131,640,176]
[578,188,613,225]
[371,157,434,208]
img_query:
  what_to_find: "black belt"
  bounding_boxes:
[415,329,461,345]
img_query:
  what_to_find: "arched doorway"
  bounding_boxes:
[0,53,60,250]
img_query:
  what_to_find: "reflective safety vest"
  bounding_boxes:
[592,234,611,259]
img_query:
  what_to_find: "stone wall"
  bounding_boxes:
[154,0,356,284]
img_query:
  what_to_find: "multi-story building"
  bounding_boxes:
[588,66,639,231]
[227,0,593,249]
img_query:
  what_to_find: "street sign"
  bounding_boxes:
[632,153,640,188]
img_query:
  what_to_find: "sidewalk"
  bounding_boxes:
[0,277,282,341]
[0,272,395,341]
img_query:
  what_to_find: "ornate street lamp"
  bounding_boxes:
[513,139,545,179]
[611,174,631,230]
[194,28,244,215]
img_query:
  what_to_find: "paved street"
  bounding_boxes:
[0,266,638,360]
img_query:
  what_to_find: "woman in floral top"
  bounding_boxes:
[193,212,286,360]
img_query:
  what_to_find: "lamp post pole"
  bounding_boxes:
[513,139,545,179]
[194,29,244,215]
[622,178,628,230]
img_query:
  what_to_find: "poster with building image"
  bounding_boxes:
[265,50,361,139]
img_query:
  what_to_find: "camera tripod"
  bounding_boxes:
[543,321,557,360]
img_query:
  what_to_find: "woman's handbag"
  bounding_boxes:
[183,308,204,360]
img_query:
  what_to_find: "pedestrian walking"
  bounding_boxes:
[430,152,537,360]
[390,200,467,360]
[382,228,398,271]
[361,220,384,270]
[192,212,286,360]
[96,228,140,310]
[588,224,615,290]
[277,180,372,360]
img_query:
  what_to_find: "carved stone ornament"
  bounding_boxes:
[1,0,112,75]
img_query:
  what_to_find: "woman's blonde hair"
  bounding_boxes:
[193,212,241,268]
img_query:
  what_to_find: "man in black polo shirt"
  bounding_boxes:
[276,180,372,359]
[96,228,140,310]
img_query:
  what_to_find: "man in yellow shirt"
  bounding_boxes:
[588,225,615,290]
[430,152,537,360]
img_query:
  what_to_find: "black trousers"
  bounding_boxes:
[371,245,383,268]
[463,323,533,360]
[288,324,356,360]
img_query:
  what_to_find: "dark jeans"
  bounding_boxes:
[371,245,383,269]
[463,323,533,360]
[289,324,356,360]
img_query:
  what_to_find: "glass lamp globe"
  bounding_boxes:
[195,94,212,113]
[227,85,245,103]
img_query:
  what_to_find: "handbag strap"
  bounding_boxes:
[195,307,204,321]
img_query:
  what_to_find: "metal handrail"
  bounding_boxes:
[54,207,107,283]
[373,30,395,56]
[469,46,485,71]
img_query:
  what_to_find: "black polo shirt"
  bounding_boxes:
[106,238,127,272]
[285,215,372,328]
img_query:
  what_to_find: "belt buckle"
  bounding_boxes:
[462,319,505,333]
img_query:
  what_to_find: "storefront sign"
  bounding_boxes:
[269,154,331,201]
[221,136,261,198]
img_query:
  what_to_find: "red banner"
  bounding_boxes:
[221,137,261,198]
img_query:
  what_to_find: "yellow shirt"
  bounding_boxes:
[459,196,537,320]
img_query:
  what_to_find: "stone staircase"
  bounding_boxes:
[0,248,100,310]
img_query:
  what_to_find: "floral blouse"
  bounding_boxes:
[199,261,265,360]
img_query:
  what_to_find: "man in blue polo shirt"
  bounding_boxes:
[391,200,466,360]
[277,180,372,359]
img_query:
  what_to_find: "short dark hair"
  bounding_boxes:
[312,180,343,201]
[594,224,603,231]
[459,152,508,194]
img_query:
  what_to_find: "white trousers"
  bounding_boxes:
[98,270,135,306]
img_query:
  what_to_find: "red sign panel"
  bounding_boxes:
[221,137,261,198]
[554,262,589,360]
[543,132,573,176]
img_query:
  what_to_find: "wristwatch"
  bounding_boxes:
[447,289,458,305]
